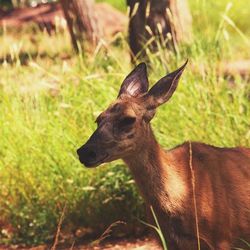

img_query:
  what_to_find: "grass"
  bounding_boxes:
[140,206,169,250]
[96,0,126,12]
[0,0,249,246]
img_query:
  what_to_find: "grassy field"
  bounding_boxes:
[0,0,249,246]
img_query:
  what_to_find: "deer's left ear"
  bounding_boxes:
[145,60,188,108]
[118,63,149,97]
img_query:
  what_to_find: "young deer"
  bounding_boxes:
[77,62,250,250]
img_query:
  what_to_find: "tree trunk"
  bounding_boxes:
[60,0,101,53]
[127,0,192,59]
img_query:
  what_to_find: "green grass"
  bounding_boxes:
[97,0,126,11]
[0,0,249,245]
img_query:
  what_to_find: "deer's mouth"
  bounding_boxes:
[79,152,109,168]
[85,153,109,167]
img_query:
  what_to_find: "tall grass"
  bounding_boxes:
[0,0,249,245]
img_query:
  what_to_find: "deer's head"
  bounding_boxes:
[77,61,187,167]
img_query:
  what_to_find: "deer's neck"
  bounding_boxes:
[123,126,187,213]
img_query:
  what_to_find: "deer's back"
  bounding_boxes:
[168,142,250,248]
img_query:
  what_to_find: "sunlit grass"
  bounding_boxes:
[0,0,249,245]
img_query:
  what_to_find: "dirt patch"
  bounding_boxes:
[74,237,161,250]
[0,2,127,39]
[219,59,250,79]
[0,3,62,31]
[0,237,161,250]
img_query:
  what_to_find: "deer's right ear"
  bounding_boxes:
[118,63,149,97]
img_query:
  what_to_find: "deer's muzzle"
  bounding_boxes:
[77,145,108,168]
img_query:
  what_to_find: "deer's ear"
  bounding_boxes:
[118,63,149,97]
[146,60,188,108]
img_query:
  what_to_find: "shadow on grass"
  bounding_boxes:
[0,51,72,65]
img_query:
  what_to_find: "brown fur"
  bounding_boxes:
[77,62,250,250]
[124,137,250,249]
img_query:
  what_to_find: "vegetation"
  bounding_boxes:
[0,0,249,245]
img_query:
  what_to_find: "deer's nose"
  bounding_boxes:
[77,146,97,166]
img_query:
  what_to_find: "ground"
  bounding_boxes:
[0,2,127,39]
[0,0,249,249]
[0,237,161,250]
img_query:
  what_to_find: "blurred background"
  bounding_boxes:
[0,0,249,248]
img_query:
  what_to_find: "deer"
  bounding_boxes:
[77,61,250,250]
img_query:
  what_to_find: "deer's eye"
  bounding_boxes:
[117,116,136,129]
